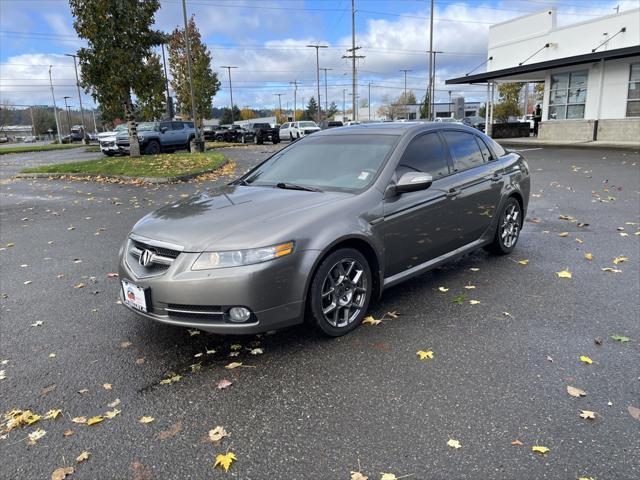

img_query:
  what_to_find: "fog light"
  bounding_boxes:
[229,307,251,323]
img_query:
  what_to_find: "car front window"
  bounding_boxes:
[243,134,399,192]
[138,122,157,131]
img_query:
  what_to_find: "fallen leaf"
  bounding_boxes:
[71,417,87,424]
[362,316,382,325]
[510,439,523,446]
[532,446,549,455]
[63,429,74,437]
[380,474,399,480]
[464,285,476,289]
[579,355,593,364]
[594,337,603,345]
[628,405,640,421]
[229,344,242,351]
[612,256,628,265]
[224,362,243,369]
[106,272,119,278]
[469,267,480,271]
[102,383,112,390]
[27,428,46,444]
[611,334,630,343]
[76,451,91,463]
[546,355,553,362]
[135,358,145,365]
[217,378,233,389]
[24,281,32,285]
[578,477,594,480]
[120,341,132,348]
[386,311,399,319]
[517,259,529,265]
[159,374,182,385]
[584,253,593,261]
[187,329,200,336]
[51,467,74,480]
[438,286,449,292]
[44,409,62,419]
[556,269,572,279]
[208,426,229,443]
[416,350,434,360]
[74,283,85,289]
[567,386,587,397]
[558,232,569,237]
[601,267,622,273]
[452,294,466,304]
[249,348,263,355]
[139,416,154,424]
[350,472,369,480]
[447,438,461,449]
[107,398,121,408]
[31,320,44,327]
[579,410,596,420]
[103,409,121,419]
[214,452,237,472]
[49,353,56,358]
[77,388,88,394]
[86,416,103,426]
[469,300,481,305]
[157,422,182,440]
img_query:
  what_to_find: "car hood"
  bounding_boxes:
[131,185,351,252]
[98,131,117,139]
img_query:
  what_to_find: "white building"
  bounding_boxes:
[446,7,640,142]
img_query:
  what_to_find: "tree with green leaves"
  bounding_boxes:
[69,0,166,156]
[219,106,240,125]
[304,97,318,121]
[419,92,431,119]
[494,82,524,122]
[168,16,220,127]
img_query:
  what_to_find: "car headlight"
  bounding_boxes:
[191,241,294,270]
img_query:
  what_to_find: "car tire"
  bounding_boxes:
[143,140,161,155]
[308,248,372,337]
[289,133,294,141]
[296,132,300,139]
[215,135,224,142]
[485,197,523,255]
[103,151,115,157]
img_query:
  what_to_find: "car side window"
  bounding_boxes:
[396,132,450,179]
[160,122,172,131]
[442,131,485,172]
[171,122,184,130]
[475,137,493,162]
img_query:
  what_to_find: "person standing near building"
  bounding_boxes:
[533,104,542,136]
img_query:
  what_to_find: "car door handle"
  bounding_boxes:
[490,173,503,182]
[446,188,461,198]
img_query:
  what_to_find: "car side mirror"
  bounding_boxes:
[160,127,167,133]
[395,172,433,194]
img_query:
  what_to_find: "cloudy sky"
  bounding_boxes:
[1,0,638,114]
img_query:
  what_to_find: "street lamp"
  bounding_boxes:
[368,82,374,121]
[319,68,332,115]
[221,66,238,123]
[306,44,328,123]
[63,96,72,134]
[400,69,412,119]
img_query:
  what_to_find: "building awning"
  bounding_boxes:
[445,45,640,85]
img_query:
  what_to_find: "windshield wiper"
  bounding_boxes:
[275,182,322,192]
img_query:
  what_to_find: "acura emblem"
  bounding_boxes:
[139,249,154,267]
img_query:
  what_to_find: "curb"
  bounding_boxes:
[498,140,640,151]
[15,159,228,184]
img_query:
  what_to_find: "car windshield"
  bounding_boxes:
[243,134,398,192]
[137,122,157,131]
[298,122,317,128]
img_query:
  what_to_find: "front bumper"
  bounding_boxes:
[118,246,320,334]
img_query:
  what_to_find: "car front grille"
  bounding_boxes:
[100,141,115,147]
[165,304,224,319]
[126,238,182,278]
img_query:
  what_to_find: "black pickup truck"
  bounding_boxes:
[243,122,280,144]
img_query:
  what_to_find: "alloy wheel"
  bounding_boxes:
[501,202,521,248]
[320,258,368,328]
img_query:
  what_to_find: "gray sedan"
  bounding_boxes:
[118,123,530,336]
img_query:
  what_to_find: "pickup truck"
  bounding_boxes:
[242,122,280,144]
[210,125,254,143]
[115,120,196,155]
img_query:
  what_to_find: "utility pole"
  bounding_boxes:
[181,0,203,151]
[92,108,98,132]
[290,80,301,121]
[342,0,364,122]
[319,68,332,114]
[428,0,434,120]
[306,44,328,123]
[48,65,62,143]
[221,66,238,123]
[427,50,443,119]
[368,82,373,121]
[29,107,35,137]
[63,96,72,134]
[400,69,412,119]
[65,53,87,143]
[448,90,452,116]
[274,93,284,123]
[160,42,173,119]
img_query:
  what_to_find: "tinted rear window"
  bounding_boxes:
[442,131,485,172]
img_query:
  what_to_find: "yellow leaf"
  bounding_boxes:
[532,445,549,455]
[76,451,91,463]
[23,411,41,425]
[71,416,87,424]
[584,253,593,261]
[51,467,74,480]
[556,269,572,279]
[103,409,121,419]
[612,256,628,264]
[380,474,398,480]
[102,383,112,390]
[579,355,593,365]
[578,477,594,480]
[579,410,596,419]
[464,285,476,289]
[518,259,529,265]
[566,386,587,397]
[86,416,103,426]
[558,232,569,237]
[575,238,584,244]
[350,472,369,480]
[27,428,46,444]
[139,416,155,424]
[601,267,622,273]
[437,286,449,292]
[214,452,237,472]
[469,300,480,305]
[44,409,62,419]
[208,426,229,443]
[362,316,382,325]
[416,350,434,360]
[447,438,462,449]
[224,362,243,369]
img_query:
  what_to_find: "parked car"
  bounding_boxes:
[319,120,344,129]
[462,116,486,132]
[279,121,321,141]
[211,125,254,143]
[435,117,460,123]
[23,136,37,143]
[0,136,8,143]
[202,125,217,141]
[118,122,530,337]
[61,125,90,143]
[99,124,128,156]
[519,114,535,132]
[243,122,280,144]
[115,121,196,155]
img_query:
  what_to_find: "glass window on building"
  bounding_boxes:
[627,64,640,117]
[548,70,588,120]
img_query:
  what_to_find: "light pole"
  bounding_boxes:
[274,93,284,123]
[290,80,300,122]
[306,44,328,123]
[48,65,62,143]
[63,96,72,134]
[342,89,346,121]
[221,66,238,123]
[448,90,452,117]
[400,69,412,119]
[160,42,173,119]
[368,82,374,121]
[64,53,87,143]
[181,0,203,151]
[319,68,332,115]
[427,50,443,119]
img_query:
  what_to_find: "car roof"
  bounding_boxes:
[312,121,480,137]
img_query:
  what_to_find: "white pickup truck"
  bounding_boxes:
[98,124,127,156]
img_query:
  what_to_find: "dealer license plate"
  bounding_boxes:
[122,280,148,312]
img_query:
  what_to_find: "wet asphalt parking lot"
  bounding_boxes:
[1,143,639,479]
